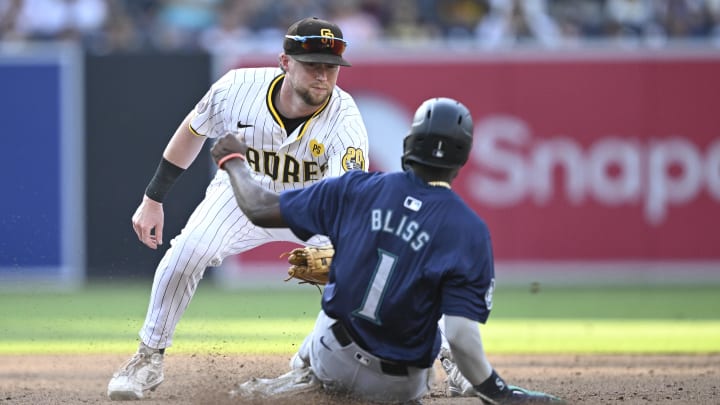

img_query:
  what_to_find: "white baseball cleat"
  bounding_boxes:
[439,347,477,397]
[230,367,322,399]
[107,343,164,400]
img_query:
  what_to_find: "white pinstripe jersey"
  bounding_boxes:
[189,67,369,192]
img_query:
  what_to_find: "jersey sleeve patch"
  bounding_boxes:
[341,147,366,171]
[485,278,495,310]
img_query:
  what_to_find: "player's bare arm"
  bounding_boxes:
[211,134,286,228]
[132,112,207,249]
[164,111,208,168]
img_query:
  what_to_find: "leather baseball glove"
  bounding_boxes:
[281,245,334,286]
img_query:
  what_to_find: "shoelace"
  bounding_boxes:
[116,352,147,376]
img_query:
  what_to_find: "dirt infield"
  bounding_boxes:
[0,354,717,404]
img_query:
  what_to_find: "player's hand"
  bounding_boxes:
[485,385,566,404]
[211,134,248,166]
[131,195,165,249]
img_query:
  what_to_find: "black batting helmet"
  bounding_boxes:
[401,97,474,170]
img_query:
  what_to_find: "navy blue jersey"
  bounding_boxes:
[280,170,495,368]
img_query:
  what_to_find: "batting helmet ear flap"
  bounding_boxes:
[401,134,415,171]
[402,97,474,170]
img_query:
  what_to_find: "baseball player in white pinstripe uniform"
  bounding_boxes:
[107,17,369,400]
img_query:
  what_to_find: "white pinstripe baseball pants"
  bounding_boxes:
[139,171,328,349]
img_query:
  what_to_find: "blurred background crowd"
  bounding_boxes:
[2,0,720,54]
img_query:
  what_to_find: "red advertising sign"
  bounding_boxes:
[219,50,720,282]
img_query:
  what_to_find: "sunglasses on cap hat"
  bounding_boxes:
[285,35,347,56]
[284,17,351,66]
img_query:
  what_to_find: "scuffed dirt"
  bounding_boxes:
[0,354,718,404]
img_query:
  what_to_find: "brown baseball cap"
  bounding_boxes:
[283,17,351,67]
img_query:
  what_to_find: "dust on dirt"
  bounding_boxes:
[0,354,717,404]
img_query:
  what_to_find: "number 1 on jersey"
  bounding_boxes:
[353,249,397,325]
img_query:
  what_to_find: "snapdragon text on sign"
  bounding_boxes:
[468,115,720,226]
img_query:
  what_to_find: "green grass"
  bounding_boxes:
[1,282,718,354]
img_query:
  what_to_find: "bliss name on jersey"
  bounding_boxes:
[371,209,429,251]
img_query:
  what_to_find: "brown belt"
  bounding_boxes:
[330,322,409,377]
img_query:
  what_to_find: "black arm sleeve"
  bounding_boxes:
[144,157,185,203]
